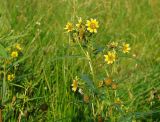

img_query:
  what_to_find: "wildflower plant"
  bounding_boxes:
[0,43,23,107]
[65,17,132,121]
[0,42,42,121]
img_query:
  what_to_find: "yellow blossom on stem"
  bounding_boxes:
[122,43,131,53]
[104,51,116,64]
[109,42,118,48]
[11,51,18,58]
[71,79,78,92]
[64,22,73,32]
[86,18,99,33]
[15,44,22,51]
[7,74,15,81]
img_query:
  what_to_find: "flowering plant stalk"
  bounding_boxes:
[65,17,132,121]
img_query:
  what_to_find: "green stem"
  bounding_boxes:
[2,61,6,104]
[87,52,95,80]
[77,41,95,81]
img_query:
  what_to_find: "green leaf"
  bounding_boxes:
[81,74,94,89]
[0,44,8,58]
[93,47,104,55]
[12,55,29,65]
[81,74,98,94]
[1,34,28,41]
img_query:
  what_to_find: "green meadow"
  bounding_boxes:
[0,0,160,121]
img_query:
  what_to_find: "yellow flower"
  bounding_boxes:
[71,79,78,92]
[7,74,15,81]
[104,51,116,64]
[109,42,118,48]
[15,44,22,51]
[64,22,73,32]
[86,18,99,33]
[76,17,82,28]
[122,43,131,53]
[11,51,18,58]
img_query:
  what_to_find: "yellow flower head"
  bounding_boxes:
[104,51,116,64]
[76,17,82,28]
[64,22,73,32]
[122,43,131,53]
[15,44,22,51]
[71,79,78,92]
[86,18,99,33]
[109,42,118,48]
[11,51,18,58]
[8,74,15,81]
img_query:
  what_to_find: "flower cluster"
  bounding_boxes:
[98,78,118,90]
[65,18,99,33]
[7,74,15,81]
[7,43,23,81]
[64,18,99,43]
[10,43,22,59]
[104,41,131,64]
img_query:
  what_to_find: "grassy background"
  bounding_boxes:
[0,0,160,121]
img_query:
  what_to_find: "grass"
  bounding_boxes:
[0,0,160,122]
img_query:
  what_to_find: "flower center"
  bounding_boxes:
[90,22,96,29]
[123,46,128,51]
[109,55,115,61]
[68,25,72,30]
